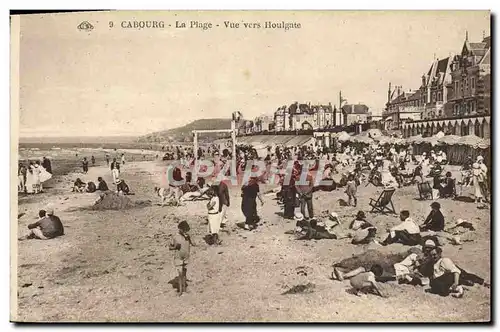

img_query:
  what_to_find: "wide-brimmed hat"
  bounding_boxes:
[477,156,484,162]
[423,239,437,249]
[294,212,305,222]
[116,179,122,184]
[329,212,339,219]
[472,163,480,169]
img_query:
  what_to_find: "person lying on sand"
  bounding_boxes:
[18,208,64,241]
[349,265,388,298]
[394,240,436,286]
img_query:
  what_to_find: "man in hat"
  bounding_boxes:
[19,207,64,240]
[420,202,445,232]
[394,239,436,285]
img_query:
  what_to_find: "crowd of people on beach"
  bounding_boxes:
[159,137,489,296]
[19,137,490,299]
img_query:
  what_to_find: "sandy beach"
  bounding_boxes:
[14,157,490,322]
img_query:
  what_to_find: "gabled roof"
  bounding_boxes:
[342,104,369,114]
[479,48,491,65]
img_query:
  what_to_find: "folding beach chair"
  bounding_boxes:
[417,182,433,200]
[369,188,396,214]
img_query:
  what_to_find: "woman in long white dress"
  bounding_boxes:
[206,186,221,245]
[472,163,484,203]
[32,162,41,193]
[25,162,35,194]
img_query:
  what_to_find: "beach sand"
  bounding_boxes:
[15,158,490,322]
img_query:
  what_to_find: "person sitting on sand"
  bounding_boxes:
[378,210,421,246]
[349,265,388,298]
[19,208,64,241]
[438,172,456,198]
[97,177,109,191]
[116,179,131,195]
[86,181,97,193]
[423,247,489,298]
[72,178,86,192]
[420,202,445,232]
[349,211,377,245]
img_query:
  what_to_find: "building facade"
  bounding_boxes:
[384,33,491,138]
[445,35,491,118]
[273,102,337,131]
[341,104,372,126]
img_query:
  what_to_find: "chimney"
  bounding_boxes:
[388,82,392,103]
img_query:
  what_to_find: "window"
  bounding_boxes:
[471,77,476,89]
[437,92,441,101]
[465,78,469,90]
[454,81,459,93]
[432,92,435,102]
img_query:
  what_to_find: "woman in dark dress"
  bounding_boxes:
[241,177,264,230]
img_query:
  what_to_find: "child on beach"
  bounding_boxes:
[349,265,388,298]
[345,173,358,207]
[169,221,195,295]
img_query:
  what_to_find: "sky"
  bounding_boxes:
[16,10,490,137]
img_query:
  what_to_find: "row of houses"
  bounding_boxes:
[383,32,491,138]
[246,101,372,134]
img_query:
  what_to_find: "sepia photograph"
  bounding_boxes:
[10,10,491,322]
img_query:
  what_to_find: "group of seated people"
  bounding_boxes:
[72,176,133,195]
[72,177,109,193]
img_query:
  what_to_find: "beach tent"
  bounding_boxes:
[337,131,351,142]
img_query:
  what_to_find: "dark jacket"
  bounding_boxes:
[422,209,445,231]
[97,180,109,191]
[28,215,64,238]
[218,181,230,208]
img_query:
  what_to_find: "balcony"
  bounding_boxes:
[382,106,425,118]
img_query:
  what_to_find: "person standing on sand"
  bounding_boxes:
[82,157,89,174]
[42,156,52,174]
[206,186,222,245]
[169,220,194,295]
[32,161,41,194]
[110,158,120,184]
[121,153,126,165]
[241,176,264,230]
[105,153,110,166]
[91,155,96,166]
[217,180,230,229]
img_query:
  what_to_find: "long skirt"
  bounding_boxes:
[208,213,220,234]
[242,197,258,225]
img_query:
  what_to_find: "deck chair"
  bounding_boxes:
[417,182,433,200]
[369,188,396,214]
